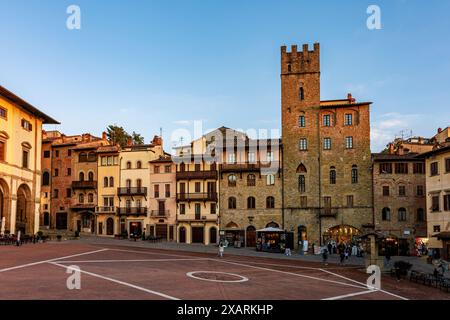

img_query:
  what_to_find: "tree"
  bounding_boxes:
[132,131,145,145]
[106,125,145,147]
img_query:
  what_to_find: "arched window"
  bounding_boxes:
[126,161,131,169]
[109,177,114,187]
[417,208,425,222]
[299,87,305,101]
[266,196,275,209]
[266,174,275,186]
[42,172,50,186]
[330,167,336,185]
[382,207,391,221]
[104,177,109,188]
[298,175,306,193]
[79,152,87,162]
[297,163,307,173]
[351,165,358,184]
[298,115,306,127]
[79,193,84,203]
[228,174,237,187]
[137,161,142,169]
[88,193,94,203]
[247,174,256,186]
[398,208,407,221]
[88,172,94,181]
[266,221,279,228]
[228,197,237,209]
[79,172,85,182]
[247,197,256,209]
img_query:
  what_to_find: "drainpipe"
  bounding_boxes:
[318,109,322,246]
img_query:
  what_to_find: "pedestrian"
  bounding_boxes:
[322,247,329,265]
[327,242,332,255]
[340,251,345,265]
[285,247,292,256]
[16,230,21,247]
[345,247,349,260]
[218,243,224,258]
[385,250,391,267]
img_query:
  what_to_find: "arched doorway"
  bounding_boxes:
[0,179,8,234]
[246,226,256,247]
[56,212,68,230]
[209,227,217,245]
[43,212,50,227]
[298,225,307,247]
[179,227,186,243]
[106,218,114,235]
[323,225,361,245]
[16,184,33,234]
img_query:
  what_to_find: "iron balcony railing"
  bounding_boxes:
[117,207,148,215]
[150,210,170,218]
[176,170,218,180]
[72,180,97,189]
[95,206,117,213]
[176,192,218,202]
[117,187,147,196]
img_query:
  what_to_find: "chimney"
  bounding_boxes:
[347,93,355,103]
[388,143,395,155]
[127,137,133,146]
[102,131,107,141]
[438,128,442,134]
[397,145,404,156]
[152,135,162,146]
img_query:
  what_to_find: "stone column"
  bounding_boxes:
[10,197,17,234]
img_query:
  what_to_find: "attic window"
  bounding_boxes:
[21,119,32,131]
[0,107,7,120]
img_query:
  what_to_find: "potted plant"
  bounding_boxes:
[56,234,62,241]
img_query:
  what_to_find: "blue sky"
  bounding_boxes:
[1,0,449,152]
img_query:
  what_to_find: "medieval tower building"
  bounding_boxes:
[281,44,374,248]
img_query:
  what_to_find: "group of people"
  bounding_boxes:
[321,241,364,265]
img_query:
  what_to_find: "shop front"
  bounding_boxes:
[323,225,361,246]
[435,232,450,261]
[256,227,294,253]
[221,229,245,248]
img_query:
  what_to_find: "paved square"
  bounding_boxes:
[0,243,448,300]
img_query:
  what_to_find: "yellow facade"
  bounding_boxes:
[0,85,58,235]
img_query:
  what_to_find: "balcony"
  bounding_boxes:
[176,192,218,202]
[150,210,170,218]
[220,162,278,173]
[176,170,218,180]
[70,203,96,210]
[117,207,148,216]
[95,206,117,214]
[177,215,218,222]
[117,187,148,196]
[72,180,97,189]
[319,208,338,218]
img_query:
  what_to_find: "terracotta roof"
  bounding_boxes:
[97,145,120,153]
[320,102,372,109]
[72,140,109,150]
[420,145,450,158]
[0,85,59,124]
[150,155,173,163]
[372,153,424,161]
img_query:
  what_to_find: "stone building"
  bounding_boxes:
[280,44,374,248]
[372,151,427,256]
[118,136,164,237]
[68,135,110,233]
[148,155,177,241]
[216,127,282,247]
[0,85,58,235]
[96,144,120,236]
[173,132,219,245]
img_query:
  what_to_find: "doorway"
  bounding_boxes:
[209,227,217,245]
[129,222,142,236]
[246,226,256,247]
[179,227,186,243]
[106,218,114,235]
[192,227,204,244]
[56,212,68,230]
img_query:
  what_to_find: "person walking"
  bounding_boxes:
[327,242,333,255]
[340,251,345,265]
[218,243,224,258]
[322,247,329,266]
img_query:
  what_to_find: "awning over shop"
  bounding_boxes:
[433,232,450,240]
[257,227,285,233]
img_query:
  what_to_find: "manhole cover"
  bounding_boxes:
[186,271,249,283]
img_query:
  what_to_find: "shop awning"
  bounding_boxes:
[257,227,285,233]
[433,232,450,240]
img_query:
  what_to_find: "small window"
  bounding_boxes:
[154,166,160,174]
[382,208,391,221]
[43,151,51,158]
[136,179,142,188]
[267,152,274,162]
[0,141,5,162]
[247,174,256,186]
[395,163,409,174]
[417,185,424,196]
[210,203,216,214]
[195,182,201,193]
[79,193,84,203]
[228,153,236,164]
[351,165,358,184]
[165,184,170,198]
[344,113,353,126]
[323,114,331,127]
[266,174,275,186]
[126,161,132,169]
[195,163,201,172]
[248,152,255,163]
[266,196,275,209]
[180,204,186,215]
[299,87,304,101]
[379,163,393,174]
[54,169,59,177]
[298,115,306,127]
[154,184,159,198]
[433,225,441,233]
[228,197,237,209]
[329,168,336,184]
[21,119,32,131]
[79,172,85,181]
[446,158,450,173]
[53,189,59,199]
[324,138,331,150]
[104,177,109,187]
[55,150,60,158]
[247,197,256,209]
[382,186,390,196]
[165,165,171,173]
[228,174,237,187]
[0,107,7,119]
[88,172,94,181]
[417,208,425,222]
[399,185,406,196]
[345,137,353,149]
[432,195,440,212]
[444,194,450,211]
[67,168,71,176]
[42,172,50,186]
[66,188,72,198]
[109,177,114,187]
[430,162,439,176]
[299,138,308,151]
[298,175,306,193]
[101,157,107,166]
[413,162,425,174]
[398,208,407,221]
[88,193,94,203]
[136,161,142,169]
[22,150,29,168]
